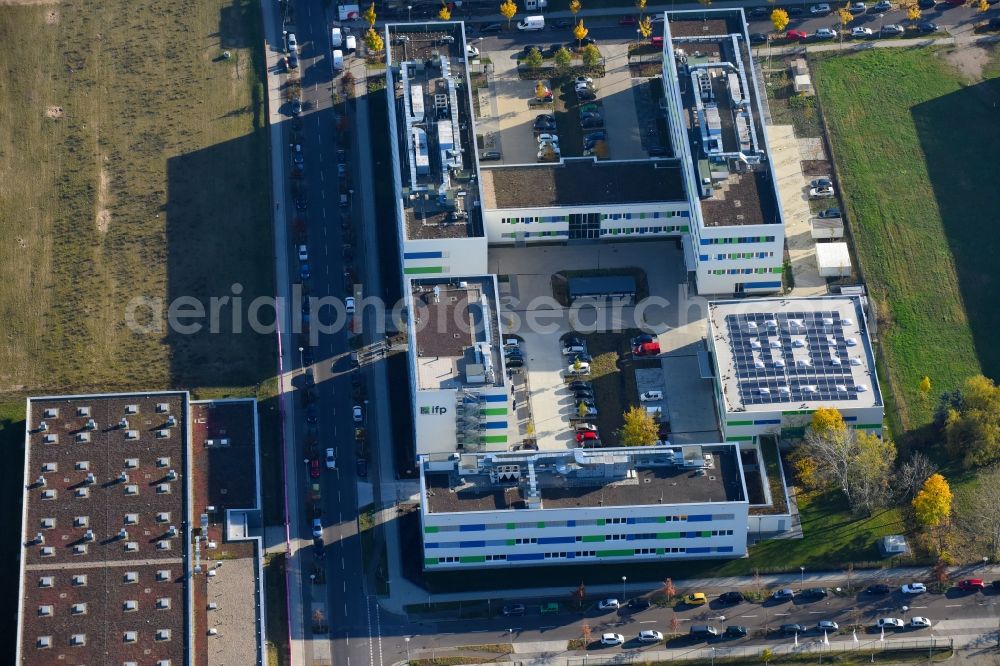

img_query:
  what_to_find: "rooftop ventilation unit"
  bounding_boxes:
[74,516,88,528]
[156,512,170,523]
[125,513,138,525]
[84,418,96,430]
[40,517,55,529]
[119,418,129,429]
[124,571,138,583]
[34,475,46,488]
[765,319,778,328]
[119,528,129,540]
[76,460,89,471]
[36,637,51,649]
[156,402,169,413]
[41,462,56,473]
[166,469,177,481]
[41,489,56,500]
[157,483,171,494]
[849,357,862,366]
[70,574,86,586]
[157,456,170,468]
[208,628,219,636]
[841,317,854,326]
[156,597,171,609]
[39,576,54,588]
[774,359,785,368]
[83,529,94,542]
[792,339,807,348]
[72,544,87,555]
[125,404,138,415]
[759,387,770,395]
[156,570,170,582]
[803,385,818,393]
[118,471,129,484]
[124,541,139,552]
[42,433,57,444]
[166,415,176,427]
[37,421,48,432]
[167,525,178,538]
[856,384,868,392]
[84,472,95,485]
[74,487,89,498]
[156,540,171,551]
[750,340,761,349]
[40,546,54,557]
[822,317,835,326]
[76,432,90,443]
[156,429,170,439]
[778,386,791,395]
[77,406,91,417]
[208,602,218,610]
[72,603,87,614]
[125,484,138,496]
[43,408,58,418]
[32,532,44,545]
[846,337,858,347]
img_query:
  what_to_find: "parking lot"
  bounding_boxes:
[489,241,721,450]
[476,34,653,165]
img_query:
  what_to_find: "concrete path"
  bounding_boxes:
[258,3,306,665]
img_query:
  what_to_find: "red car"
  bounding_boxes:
[958,579,985,591]
[787,29,809,41]
[633,341,661,357]
[619,15,637,25]
[309,458,321,478]
[576,430,599,443]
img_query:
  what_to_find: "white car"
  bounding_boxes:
[809,186,836,199]
[814,27,838,39]
[311,517,322,538]
[325,447,336,469]
[576,423,598,432]
[597,598,620,610]
[574,76,594,86]
[810,3,832,13]
[638,629,663,643]
[876,617,904,629]
[567,362,591,375]
[298,245,309,262]
[910,617,932,628]
[640,390,663,402]
[817,620,839,631]
[880,23,905,35]
[353,405,363,422]
[901,583,927,594]
[574,81,594,92]
[851,26,874,37]
[345,296,356,314]
[466,44,480,58]
[287,32,298,52]
[536,133,559,144]
[562,344,585,355]
[600,632,624,646]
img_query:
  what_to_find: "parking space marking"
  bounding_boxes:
[739,615,757,618]
[945,604,963,608]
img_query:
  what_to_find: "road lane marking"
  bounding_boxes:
[945,604,963,607]
[640,620,657,624]
[775,612,790,616]
[739,615,758,618]
[320,171,324,182]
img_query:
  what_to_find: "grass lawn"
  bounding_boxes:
[264,554,290,666]
[811,47,1000,430]
[0,0,274,394]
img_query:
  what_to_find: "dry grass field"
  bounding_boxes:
[0,0,274,394]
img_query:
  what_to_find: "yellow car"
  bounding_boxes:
[683,592,708,606]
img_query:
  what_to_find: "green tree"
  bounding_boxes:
[919,376,932,395]
[837,5,853,28]
[500,0,518,28]
[913,473,953,528]
[553,46,572,71]
[811,406,846,436]
[573,18,589,49]
[524,47,544,70]
[569,0,582,17]
[364,27,384,54]
[771,7,790,32]
[760,647,774,665]
[581,43,601,67]
[906,1,922,22]
[944,375,1000,467]
[638,15,653,39]
[438,1,452,20]
[621,406,658,446]
[363,1,377,28]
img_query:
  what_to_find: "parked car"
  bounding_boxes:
[809,186,836,199]
[640,391,664,402]
[801,587,828,599]
[290,98,302,116]
[577,90,597,101]
[576,430,599,443]
[309,458,321,478]
[683,592,708,606]
[750,32,769,44]
[910,617,932,628]
[872,0,892,10]
[637,629,663,643]
[579,111,602,121]
[311,517,322,538]
[813,27,838,39]
[355,457,368,478]
[958,579,986,591]
[849,1,867,13]
[918,0,935,7]
[749,6,772,16]
[480,151,502,161]
[865,583,891,595]
[536,133,559,145]
[584,130,607,143]
[787,29,810,40]
[627,598,651,610]
[479,23,503,33]
[298,244,309,261]
[634,341,661,356]
[287,32,298,52]
[917,20,938,32]
[810,3,832,13]
[876,617,904,629]
[581,117,604,129]
[690,624,719,639]
[353,405,363,422]
[598,598,620,610]
[851,26,873,37]
[784,5,806,15]
[567,362,591,375]
[773,588,795,600]
[817,207,842,219]
[725,625,749,638]
[719,591,744,605]
[781,623,807,635]
[534,119,557,131]
[600,633,624,646]
[325,448,336,469]
[574,76,594,86]
[575,421,597,431]
[901,583,927,594]
[817,620,839,631]
[502,603,526,616]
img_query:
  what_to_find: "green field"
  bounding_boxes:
[0,0,274,394]
[812,48,1000,430]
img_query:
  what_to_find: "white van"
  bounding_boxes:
[517,15,545,30]
[345,34,357,52]
[331,27,343,48]
[333,49,344,70]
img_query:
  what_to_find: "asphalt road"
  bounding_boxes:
[277,1,378,665]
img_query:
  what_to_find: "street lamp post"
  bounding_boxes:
[298,346,304,368]
[364,398,369,424]
[407,4,412,22]
[622,575,627,602]
[800,566,805,588]
[405,637,411,664]
[711,646,716,666]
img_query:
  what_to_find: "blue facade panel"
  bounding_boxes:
[507,552,545,562]
[687,547,711,554]
[460,540,486,548]
[538,536,576,545]
[753,419,781,425]
[743,280,782,289]
[459,524,486,532]
[403,251,443,259]
[482,421,508,430]
[482,394,507,403]
[687,515,712,522]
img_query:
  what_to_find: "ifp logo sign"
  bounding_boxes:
[420,405,448,415]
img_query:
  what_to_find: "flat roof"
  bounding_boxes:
[480,159,687,209]
[19,392,188,666]
[568,275,637,297]
[387,23,485,241]
[708,297,883,413]
[664,10,783,227]
[189,399,263,666]
[423,446,744,514]
[412,277,505,390]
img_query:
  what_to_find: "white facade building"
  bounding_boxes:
[707,296,884,443]
[420,445,749,569]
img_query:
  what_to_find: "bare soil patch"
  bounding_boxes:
[44,105,63,118]
[801,159,831,178]
[940,45,989,82]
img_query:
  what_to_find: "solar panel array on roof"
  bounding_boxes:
[725,311,864,406]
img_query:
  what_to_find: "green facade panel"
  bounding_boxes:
[404,266,443,275]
